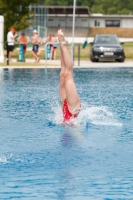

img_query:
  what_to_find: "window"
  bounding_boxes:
[106,20,120,27]
[94,20,100,27]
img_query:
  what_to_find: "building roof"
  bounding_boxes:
[30,5,90,16]
[90,14,133,19]
[48,6,90,15]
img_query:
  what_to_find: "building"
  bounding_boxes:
[46,6,90,37]
[89,14,133,37]
[23,5,133,39]
[26,5,90,38]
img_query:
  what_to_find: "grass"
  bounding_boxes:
[0,62,45,67]
[3,42,133,63]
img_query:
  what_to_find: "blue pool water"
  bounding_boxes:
[0,67,133,200]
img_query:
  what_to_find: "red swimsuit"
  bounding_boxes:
[62,99,80,122]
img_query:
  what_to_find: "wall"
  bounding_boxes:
[48,16,89,28]
[88,27,133,37]
[48,27,133,38]
[47,27,89,37]
[47,16,89,37]
[121,19,133,28]
[89,18,105,28]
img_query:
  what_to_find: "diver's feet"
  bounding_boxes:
[57,29,68,46]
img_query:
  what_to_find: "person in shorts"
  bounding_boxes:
[7,27,18,60]
[31,30,40,62]
[50,34,58,60]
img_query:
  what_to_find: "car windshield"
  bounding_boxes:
[95,35,119,44]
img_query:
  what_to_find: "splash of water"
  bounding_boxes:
[48,101,122,127]
[77,103,122,127]
[0,153,13,164]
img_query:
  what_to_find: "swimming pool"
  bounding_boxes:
[0,67,133,199]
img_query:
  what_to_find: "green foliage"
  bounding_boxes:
[0,0,39,43]
[39,0,91,6]
[1,0,133,46]
[91,0,133,14]
[39,0,133,14]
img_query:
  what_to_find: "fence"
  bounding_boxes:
[44,42,81,68]
[2,41,82,66]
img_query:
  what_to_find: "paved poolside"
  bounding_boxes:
[43,59,133,68]
[0,59,133,68]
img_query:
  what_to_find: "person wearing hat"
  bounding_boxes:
[7,27,18,60]
[31,30,40,62]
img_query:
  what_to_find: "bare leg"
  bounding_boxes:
[37,47,41,56]
[9,51,13,59]
[31,51,39,62]
[58,29,80,113]
[59,49,67,104]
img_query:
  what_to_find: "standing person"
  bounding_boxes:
[51,34,58,60]
[37,34,42,57]
[57,29,81,122]
[18,33,28,59]
[7,27,18,60]
[31,30,40,62]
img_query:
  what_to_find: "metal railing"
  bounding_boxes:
[0,41,81,67]
[44,42,81,68]
[44,42,60,68]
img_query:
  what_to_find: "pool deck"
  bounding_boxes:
[0,59,133,68]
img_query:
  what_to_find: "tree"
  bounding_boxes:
[0,0,39,42]
[91,0,133,14]
[39,0,133,15]
[39,0,91,6]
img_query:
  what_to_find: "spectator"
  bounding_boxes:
[51,34,58,60]
[18,33,28,59]
[31,30,40,62]
[44,34,58,60]
[37,34,42,57]
[7,27,18,60]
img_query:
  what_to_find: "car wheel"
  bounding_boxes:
[116,58,125,62]
[90,56,95,62]
[119,58,125,62]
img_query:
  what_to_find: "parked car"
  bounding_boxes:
[90,34,125,62]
